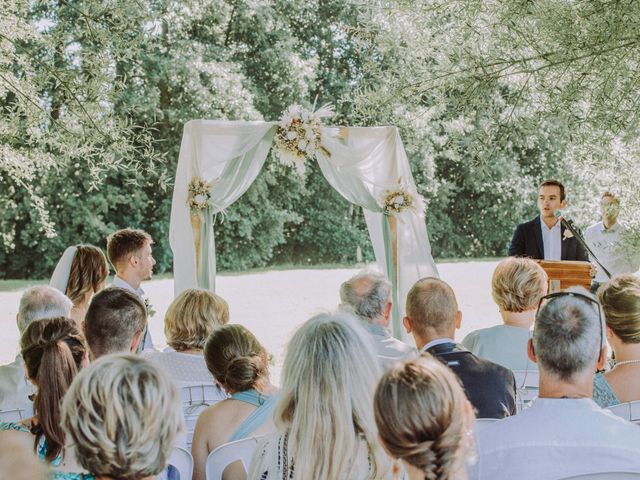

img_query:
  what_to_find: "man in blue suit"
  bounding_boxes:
[509,179,588,261]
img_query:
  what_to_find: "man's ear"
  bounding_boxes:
[455,310,462,330]
[403,316,412,334]
[561,198,568,209]
[596,346,607,371]
[384,302,392,321]
[527,338,538,364]
[130,330,144,353]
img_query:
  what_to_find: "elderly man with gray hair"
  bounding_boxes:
[340,271,416,369]
[0,285,72,413]
[474,287,640,480]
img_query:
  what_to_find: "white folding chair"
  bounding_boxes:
[168,446,193,480]
[180,384,226,448]
[607,400,640,425]
[560,473,640,479]
[512,369,539,412]
[0,408,25,423]
[205,436,264,480]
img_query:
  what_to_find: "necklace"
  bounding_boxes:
[613,359,640,368]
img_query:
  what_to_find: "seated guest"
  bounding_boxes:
[340,271,416,368]
[593,275,640,407]
[0,432,50,480]
[0,286,72,412]
[144,288,229,388]
[192,325,277,480]
[56,354,184,480]
[462,257,546,371]
[474,287,640,480]
[1,317,86,472]
[83,287,147,359]
[249,312,391,479]
[404,278,517,418]
[375,356,475,480]
[49,245,109,327]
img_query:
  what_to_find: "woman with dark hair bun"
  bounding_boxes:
[49,245,109,327]
[191,324,277,480]
[0,317,87,472]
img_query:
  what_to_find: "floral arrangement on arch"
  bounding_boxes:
[274,103,334,176]
[187,177,212,214]
[381,186,423,216]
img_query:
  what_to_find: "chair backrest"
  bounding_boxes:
[205,436,264,480]
[607,400,640,424]
[180,384,225,448]
[512,369,539,412]
[560,472,640,479]
[0,408,25,423]
[168,446,193,480]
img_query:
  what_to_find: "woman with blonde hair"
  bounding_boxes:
[192,324,277,480]
[49,245,109,327]
[374,356,475,480]
[249,312,391,480]
[593,274,640,407]
[462,257,547,370]
[0,317,87,471]
[55,354,184,480]
[144,288,229,387]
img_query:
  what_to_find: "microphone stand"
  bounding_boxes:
[559,217,612,279]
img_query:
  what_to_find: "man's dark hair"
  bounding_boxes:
[84,287,147,358]
[539,179,566,201]
[106,228,152,269]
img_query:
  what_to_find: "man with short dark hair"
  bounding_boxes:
[0,286,72,412]
[340,271,416,369]
[106,228,156,349]
[84,287,147,359]
[508,179,589,261]
[404,277,516,418]
[474,288,640,479]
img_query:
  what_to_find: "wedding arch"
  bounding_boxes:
[169,106,439,340]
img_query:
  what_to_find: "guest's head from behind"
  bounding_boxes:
[597,274,640,346]
[272,312,389,479]
[84,287,147,359]
[165,288,229,352]
[62,354,184,480]
[340,270,392,327]
[492,257,547,326]
[17,286,72,334]
[204,324,269,394]
[530,287,606,388]
[404,277,461,349]
[375,356,474,480]
[106,228,155,286]
[21,317,87,462]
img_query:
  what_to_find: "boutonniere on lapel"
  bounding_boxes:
[143,297,156,317]
[562,229,574,241]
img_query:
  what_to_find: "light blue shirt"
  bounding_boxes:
[462,325,537,372]
[541,217,562,260]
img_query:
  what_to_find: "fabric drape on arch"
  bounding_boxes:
[169,120,438,340]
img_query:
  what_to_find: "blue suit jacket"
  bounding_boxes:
[508,216,588,261]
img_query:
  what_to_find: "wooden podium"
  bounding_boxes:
[537,260,592,292]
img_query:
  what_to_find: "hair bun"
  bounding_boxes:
[225,355,263,392]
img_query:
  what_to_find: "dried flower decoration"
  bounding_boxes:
[188,177,211,213]
[381,187,421,216]
[274,103,334,176]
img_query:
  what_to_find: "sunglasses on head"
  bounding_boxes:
[537,290,606,350]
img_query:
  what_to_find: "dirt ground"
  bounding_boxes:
[0,261,500,383]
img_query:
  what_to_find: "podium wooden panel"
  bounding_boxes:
[537,260,592,292]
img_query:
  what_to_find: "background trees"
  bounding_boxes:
[2,0,638,278]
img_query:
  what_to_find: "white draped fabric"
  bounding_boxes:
[317,126,439,340]
[169,120,438,340]
[169,120,277,294]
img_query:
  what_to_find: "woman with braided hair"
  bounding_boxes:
[374,356,475,480]
[0,317,87,473]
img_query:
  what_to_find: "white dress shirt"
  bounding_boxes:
[112,276,154,350]
[0,355,35,415]
[541,218,562,260]
[473,397,640,480]
[585,221,640,282]
[420,337,456,353]
[359,322,417,370]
